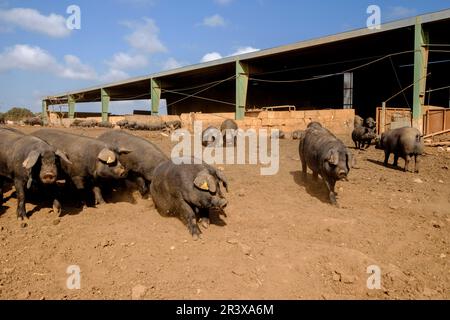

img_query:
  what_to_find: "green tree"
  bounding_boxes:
[4,107,34,122]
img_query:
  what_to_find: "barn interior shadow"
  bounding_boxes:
[290,170,330,204]
[366,159,406,172]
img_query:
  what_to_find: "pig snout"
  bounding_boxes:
[41,172,56,184]
[212,196,227,209]
[114,164,127,178]
[337,169,347,180]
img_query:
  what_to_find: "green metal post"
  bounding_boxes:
[151,78,161,115]
[42,100,48,125]
[101,88,110,123]
[68,95,75,119]
[412,18,429,131]
[236,60,249,120]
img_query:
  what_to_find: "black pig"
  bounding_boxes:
[150,158,228,239]
[0,128,70,219]
[299,123,353,205]
[376,127,424,173]
[98,130,168,197]
[32,129,129,206]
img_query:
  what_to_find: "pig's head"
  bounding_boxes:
[193,169,228,209]
[307,121,323,130]
[375,133,386,150]
[324,147,353,181]
[23,147,71,185]
[362,128,377,141]
[365,117,376,129]
[202,127,220,147]
[222,129,237,147]
[95,148,130,179]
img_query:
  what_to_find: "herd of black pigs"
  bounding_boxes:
[0,116,424,239]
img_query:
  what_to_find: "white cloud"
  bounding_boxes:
[123,18,167,54]
[386,6,417,20]
[202,14,226,27]
[200,46,259,63]
[201,52,223,63]
[0,8,71,38]
[100,69,130,83]
[162,57,183,70]
[60,55,97,80]
[0,44,97,80]
[214,0,233,5]
[106,52,148,70]
[230,46,260,56]
[0,44,59,72]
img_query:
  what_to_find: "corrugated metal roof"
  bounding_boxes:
[46,8,450,100]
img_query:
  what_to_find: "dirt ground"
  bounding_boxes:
[0,126,449,300]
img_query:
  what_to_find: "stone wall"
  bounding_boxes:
[49,109,355,136]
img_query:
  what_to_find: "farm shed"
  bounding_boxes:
[43,9,450,133]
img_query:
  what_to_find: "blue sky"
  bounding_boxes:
[0,0,449,114]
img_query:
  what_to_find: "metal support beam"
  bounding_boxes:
[236,60,249,120]
[101,88,110,122]
[42,100,48,125]
[151,78,161,115]
[68,95,75,119]
[412,18,429,131]
[343,72,354,109]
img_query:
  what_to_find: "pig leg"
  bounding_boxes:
[384,151,390,167]
[14,178,27,220]
[393,154,399,167]
[198,208,210,229]
[414,155,420,173]
[178,201,201,240]
[49,184,62,216]
[53,199,62,216]
[0,177,3,205]
[301,158,307,180]
[72,176,88,208]
[324,178,337,206]
[404,155,411,172]
[312,171,319,181]
[93,185,106,205]
[135,176,149,198]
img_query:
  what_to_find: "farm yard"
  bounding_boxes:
[0,126,448,300]
[1,2,449,303]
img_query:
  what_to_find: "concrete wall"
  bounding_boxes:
[181,109,354,135]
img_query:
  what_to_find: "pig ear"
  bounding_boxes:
[98,148,116,164]
[215,169,229,192]
[194,170,217,193]
[55,149,72,165]
[327,149,339,166]
[22,150,40,169]
[118,148,132,155]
